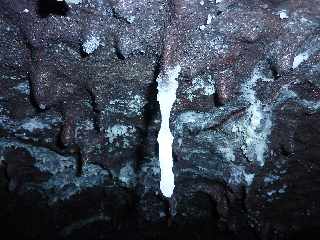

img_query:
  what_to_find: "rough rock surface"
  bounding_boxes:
[0,0,319,239]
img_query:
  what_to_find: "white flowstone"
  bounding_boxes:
[229,165,255,186]
[207,14,214,25]
[13,82,30,95]
[185,75,215,101]
[278,10,289,19]
[83,34,100,54]
[119,162,135,185]
[232,67,273,166]
[292,51,309,69]
[157,65,181,197]
[245,173,255,185]
[126,16,136,23]
[106,124,135,146]
[64,0,82,4]
[20,118,51,132]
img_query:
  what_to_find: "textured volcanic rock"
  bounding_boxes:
[0,0,320,239]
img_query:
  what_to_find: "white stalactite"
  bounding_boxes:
[157,65,181,197]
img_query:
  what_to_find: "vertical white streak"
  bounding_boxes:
[157,65,181,197]
[207,14,213,25]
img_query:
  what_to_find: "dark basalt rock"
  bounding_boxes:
[0,0,320,239]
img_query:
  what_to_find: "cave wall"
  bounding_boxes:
[0,0,320,239]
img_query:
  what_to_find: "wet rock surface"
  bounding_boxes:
[0,0,319,239]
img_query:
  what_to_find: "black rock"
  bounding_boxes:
[0,0,319,239]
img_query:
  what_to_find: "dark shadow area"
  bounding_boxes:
[37,0,69,18]
[289,227,320,240]
[80,46,90,58]
[135,59,160,169]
